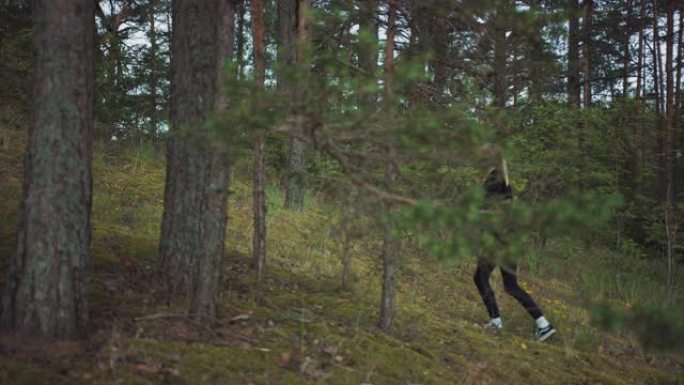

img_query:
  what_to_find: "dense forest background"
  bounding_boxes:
[0,0,684,384]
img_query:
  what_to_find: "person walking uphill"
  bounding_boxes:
[474,162,556,342]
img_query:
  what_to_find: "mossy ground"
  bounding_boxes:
[0,128,682,385]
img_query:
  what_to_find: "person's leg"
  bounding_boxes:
[500,263,543,320]
[500,263,556,340]
[473,260,500,319]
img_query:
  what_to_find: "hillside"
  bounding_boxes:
[0,129,683,385]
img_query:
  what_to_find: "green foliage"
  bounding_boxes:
[218,65,285,131]
[593,302,684,352]
[266,182,284,212]
[209,8,683,358]
[396,188,622,264]
[2,0,683,380]
[1,134,682,383]
[629,305,684,351]
[94,0,172,141]
[591,302,626,333]
[0,2,31,127]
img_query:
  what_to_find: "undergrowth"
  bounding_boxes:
[0,132,682,385]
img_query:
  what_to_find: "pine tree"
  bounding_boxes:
[281,0,310,211]
[1,0,95,340]
[251,0,267,280]
[158,0,233,325]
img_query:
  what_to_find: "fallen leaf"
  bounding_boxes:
[254,347,271,352]
[135,364,159,375]
[162,367,181,377]
[280,351,293,365]
[231,314,251,322]
[323,345,338,355]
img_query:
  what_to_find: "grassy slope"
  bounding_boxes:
[0,130,682,385]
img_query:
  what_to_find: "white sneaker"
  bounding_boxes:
[534,324,556,341]
[483,319,503,330]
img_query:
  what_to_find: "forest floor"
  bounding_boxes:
[0,128,683,385]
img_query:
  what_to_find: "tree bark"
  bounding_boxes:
[379,0,397,334]
[675,5,683,127]
[235,0,246,76]
[634,0,646,192]
[666,0,675,124]
[493,0,507,108]
[149,0,159,136]
[406,12,426,109]
[653,0,662,115]
[251,0,267,280]
[1,0,94,340]
[384,2,395,98]
[528,0,543,102]
[664,0,675,200]
[159,0,233,325]
[430,3,450,105]
[379,156,398,333]
[358,0,379,73]
[512,45,519,107]
[651,0,668,200]
[636,0,645,100]
[674,4,683,196]
[340,198,353,290]
[568,0,581,108]
[358,0,378,107]
[621,2,630,98]
[583,0,593,107]
[656,0,666,115]
[279,0,308,210]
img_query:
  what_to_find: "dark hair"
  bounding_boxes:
[484,168,512,199]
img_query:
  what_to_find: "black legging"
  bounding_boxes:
[473,259,543,320]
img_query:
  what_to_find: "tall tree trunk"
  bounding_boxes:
[380,153,398,334]
[528,0,543,102]
[656,0,666,115]
[283,0,309,211]
[343,0,378,289]
[635,0,646,192]
[636,0,645,100]
[379,0,397,334]
[653,0,662,115]
[621,1,632,98]
[622,34,630,98]
[651,0,667,201]
[384,2,395,98]
[674,5,683,196]
[251,0,267,280]
[493,0,507,108]
[568,0,581,108]
[664,0,675,200]
[340,196,354,290]
[149,0,159,136]
[430,2,450,105]
[412,5,430,92]
[676,5,683,127]
[235,0,246,76]
[159,0,233,325]
[358,0,378,107]
[1,0,94,340]
[512,43,519,107]
[666,0,675,125]
[582,0,593,106]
